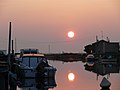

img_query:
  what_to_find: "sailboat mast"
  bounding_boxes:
[8,22,12,68]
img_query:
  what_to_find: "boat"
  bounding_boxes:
[85,54,95,66]
[14,49,57,79]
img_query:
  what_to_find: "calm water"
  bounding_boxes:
[18,61,120,90]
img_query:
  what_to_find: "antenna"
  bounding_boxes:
[96,35,99,42]
[106,37,110,42]
[101,31,103,40]
[48,44,50,53]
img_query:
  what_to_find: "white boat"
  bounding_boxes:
[15,49,56,79]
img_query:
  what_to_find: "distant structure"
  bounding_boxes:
[84,39,119,54]
[84,39,120,64]
[92,40,119,55]
[84,38,120,80]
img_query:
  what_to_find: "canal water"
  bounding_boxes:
[18,61,120,90]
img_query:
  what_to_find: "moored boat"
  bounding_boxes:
[86,54,95,66]
[14,49,56,79]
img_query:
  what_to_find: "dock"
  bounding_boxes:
[45,53,86,62]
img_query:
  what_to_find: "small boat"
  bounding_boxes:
[15,49,57,79]
[86,54,95,66]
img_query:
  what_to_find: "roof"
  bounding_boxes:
[20,48,39,54]
[86,54,94,59]
[22,54,45,57]
[92,40,108,45]
[92,40,119,45]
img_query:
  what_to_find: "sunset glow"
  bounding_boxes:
[0,0,120,53]
[67,31,75,38]
[68,73,75,81]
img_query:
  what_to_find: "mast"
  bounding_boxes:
[15,37,17,53]
[8,22,12,69]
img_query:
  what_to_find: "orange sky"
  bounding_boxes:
[0,0,120,53]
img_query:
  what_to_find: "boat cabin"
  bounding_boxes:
[19,54,47,68]
[20,49,39,54]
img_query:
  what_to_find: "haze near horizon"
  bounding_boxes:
[0,0,120,53]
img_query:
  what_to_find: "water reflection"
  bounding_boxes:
[84,60,120,77]
[68,72,75,81]
[48,60,120,90]
[17,60,120,90]
[17,77,57,90]
[84,57,120,90]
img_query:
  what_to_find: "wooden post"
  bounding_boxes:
[100,77,111,90]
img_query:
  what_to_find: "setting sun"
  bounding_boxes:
[67,31,75,38]
[68,73,75,81]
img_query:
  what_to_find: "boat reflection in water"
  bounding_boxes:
[85,54,96,67]
[17,77,57,90]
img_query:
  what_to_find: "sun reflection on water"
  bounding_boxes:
[68,72,75,82]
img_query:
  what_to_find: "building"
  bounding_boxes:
[84,39,120,59]
[92,40,119,54]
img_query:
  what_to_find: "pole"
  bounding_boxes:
[15,38,17,53]
[11,40,14,66]
[7,22,12,90]
[8,22,12,68]
[101,31,103,40]
[48,44,50,53]
[12,40,14,54]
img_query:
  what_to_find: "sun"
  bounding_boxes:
[67,31,75,38]
[68,73,75,81]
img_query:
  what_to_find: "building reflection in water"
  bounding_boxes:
[84,57,120,90]
[17,77,57,90]
[84,60,120,77]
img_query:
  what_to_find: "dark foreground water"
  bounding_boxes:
[17,61,120,90]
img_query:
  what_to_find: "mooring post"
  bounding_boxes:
[100,77,111,90]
